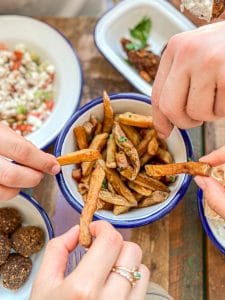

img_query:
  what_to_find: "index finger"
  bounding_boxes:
[66,221,123,288]
[0,123,60,175]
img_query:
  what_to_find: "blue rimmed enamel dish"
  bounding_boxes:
[0,192,54,299]
[197,189,225,255]
[55,93,193,228]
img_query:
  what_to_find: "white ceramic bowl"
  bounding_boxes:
[0,192,54,300]
[55,93,193,228]
[0,15,82,149]
[94,0,196,95]
[198,189,225,255]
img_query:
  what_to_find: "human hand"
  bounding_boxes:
[0,123,60,200]
[195,146,225,219]
[31,221,150,300]
[152,20,225,138]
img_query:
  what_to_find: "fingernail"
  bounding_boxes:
[51,164,61,175]
[194,176,207,189]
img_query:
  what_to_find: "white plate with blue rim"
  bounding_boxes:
[94,0,195,96]
[0,192,54,300]
[55,92,193,227]
[0,15,83,149]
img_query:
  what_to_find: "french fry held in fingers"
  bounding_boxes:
[82,133,108,176]
[103,91,114,133]
[79,163,105,248]
[145,162,212,177]
[118,112,153,128]
[73,126,88,150]
[57,149,100,166]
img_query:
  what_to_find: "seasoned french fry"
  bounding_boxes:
[103,91,114,133]
[95,122,102,135]
[140,153,153,167]
[72,168,82,182]
[79,163,105,248]
[90,114,102,135]
[98,159,137,204]
[115,151,128,170]
[137,129,156,157]
[96,198,113,211]
[90,114,98,127]
[99,190,132,207]
[148,136,159,156]
[57,149,100,166]
[158,138,168,150]
[133,192,144,202]
[82,133,108,176]
[128,181,152,196]
[157,148,173,164]
[108,181,116,194]
[134,173,170,192]
[78,183,89,195]
[138,191,169,208]
[73,126,88,150]
[120,166,135,181]
[113,123,140,180]
[118,112,153,128]
[145,162,212,177]
[83,121,95,140]
[120,124,141,146]
[106,134,117,168]
[113,205,130,215]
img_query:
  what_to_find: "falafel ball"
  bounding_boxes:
[0,234,11,265]
[0,207,22,235]
[12,226,45,257]
[0,253,32,290]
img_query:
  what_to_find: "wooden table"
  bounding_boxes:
[32,11,225,300]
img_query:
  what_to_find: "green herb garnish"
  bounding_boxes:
[127,17,152,50]
[101,178,107,189]
[169,175,176,183]
[119,136,127,142]
[16,105,27,115]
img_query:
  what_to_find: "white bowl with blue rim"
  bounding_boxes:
[94,0,195,96]
[0,15,82,149]
[0,192,54,300]
[55,93,193,228]
[197,189,225,255]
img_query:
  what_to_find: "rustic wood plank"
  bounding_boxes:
[169,127,204,300]
[205,120,225,300]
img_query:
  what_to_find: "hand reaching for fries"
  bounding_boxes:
[0,123,60,200]
[195,146,225,220]
[30,221,150,300]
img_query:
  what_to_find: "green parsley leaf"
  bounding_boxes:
[16,105,27,115]
[125,42,142,51]
[119,136,127,142]
[101,178,107,189]
[169,175,176,183]
[129,17,151,48]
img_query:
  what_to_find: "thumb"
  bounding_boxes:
[34,225,80,287]
[195,176,225,219]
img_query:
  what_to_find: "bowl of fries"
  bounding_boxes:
[55,92,193,228]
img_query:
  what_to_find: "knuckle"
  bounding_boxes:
[72,284,96,300]
[11,140,32,160]
[139,264,150,280]
[167,34,182,53]
[125,241,143,261]
[105,229,123,248]
[0,167,16,187]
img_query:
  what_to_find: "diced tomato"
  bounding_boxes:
[0,42,7,50]
[11,61,21,70]
[14,50,23,60]
[16,124,33,133]
[29,111,41,118]
[45,100,54,111]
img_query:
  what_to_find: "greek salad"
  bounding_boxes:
[0,43,55,136]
